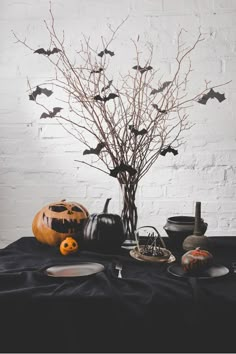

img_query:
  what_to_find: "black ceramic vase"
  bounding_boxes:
[182,202,209,251]
[163,215,208,250]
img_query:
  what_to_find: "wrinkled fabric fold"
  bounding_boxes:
[0,237,236,352]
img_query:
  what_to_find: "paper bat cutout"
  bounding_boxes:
[152,104,167,114]
[34,47,62,56]
[160,146,178,156]
[98,48,115,57]
[29,86,53,101]
[91,68,103,74]
[150,81,172,95]
[40,107,63,119]
[110,161,137,177]
[129,125,148,136]
[132,65,153,74]
[94,93,119,102]
[83,142,105,156]
[197,88,226,105]
[101,80,113,92]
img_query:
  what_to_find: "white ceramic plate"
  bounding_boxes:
[45,263,105,277]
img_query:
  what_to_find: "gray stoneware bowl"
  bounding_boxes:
[163,216,208,250]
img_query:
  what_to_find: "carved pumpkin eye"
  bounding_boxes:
[72,242,76,247]
[63,243,68,248]
[71,206,83,212]
[49,205,68,212]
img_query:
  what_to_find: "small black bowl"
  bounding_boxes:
[163,216,208,250]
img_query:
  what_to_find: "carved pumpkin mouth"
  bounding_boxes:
[43,213,82,234]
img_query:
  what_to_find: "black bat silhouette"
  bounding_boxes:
[83,142,105,156]
[160,146,178,156]
[132,65,153,74]
[91,68,103,74]
[101,80,113,92]
[98,48,115,57]
[150,81,172,95]
[110,161,137,178]
[94,93,119,102]
[129,125,148,136]
[34,47,62,56]
[29,86,53,101]
[152,104,167,114]
[40,107,63,119]
[197,88,226,105]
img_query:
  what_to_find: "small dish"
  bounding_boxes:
[167,263,229,279]
[130,246,176,263]
[45,263,104,278]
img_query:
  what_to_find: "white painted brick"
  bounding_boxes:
[225,167,236,183]
[163,0,196,13]
[218,201,236,213]
[215,151,236,167]
[140,184,165,199]
[166,184,194,198]
[199,13,236,28]
[130,0,163,15]
[214,0,236,10]
[174,168,225,186]
[225,58,236,72]
[202,213,218,229]
[0,0,236,248]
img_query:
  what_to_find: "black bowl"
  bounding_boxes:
[163,216,208,250]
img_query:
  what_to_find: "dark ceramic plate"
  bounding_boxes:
[167,263,229,279]
[45,263,105,277]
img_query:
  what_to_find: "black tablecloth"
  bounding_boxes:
[0,236,236,353]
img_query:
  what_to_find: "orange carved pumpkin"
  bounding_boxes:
[60,237,79,256]
[181,247,213,273]
[32,200,89,246]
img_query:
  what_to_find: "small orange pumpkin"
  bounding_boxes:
[32,200,89,246]
[60,237,79,256]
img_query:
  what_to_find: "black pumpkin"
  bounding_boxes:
[82,198,125,252]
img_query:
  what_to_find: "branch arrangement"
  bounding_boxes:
[13,6,229,191]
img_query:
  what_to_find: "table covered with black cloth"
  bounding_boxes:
[0,236,236,353]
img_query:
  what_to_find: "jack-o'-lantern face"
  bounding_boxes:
[32,200,89,246]
[60,237,79,256]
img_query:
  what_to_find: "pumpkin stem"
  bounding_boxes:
[103,198,111,213]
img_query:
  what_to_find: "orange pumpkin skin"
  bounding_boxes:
[60,237,79,256]
[181,247,213,273]
[32,200,89,246]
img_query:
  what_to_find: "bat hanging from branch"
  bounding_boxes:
[34,47,62,56]
[197,88,226,105]
[110,161,137,178]
[150,81,172,95]
[40,107,63,119]
[98,48,115,57]
[101,80,113,92]
[83,142,105,156]
[94,93,119,102]
[129,125,148,136]
[160,146,178,156]
[152,104,167,114]
[90,68,103,74]
[29,86,53,101]
[132,65,153,74]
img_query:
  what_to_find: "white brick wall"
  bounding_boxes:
[0,0,236,248]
